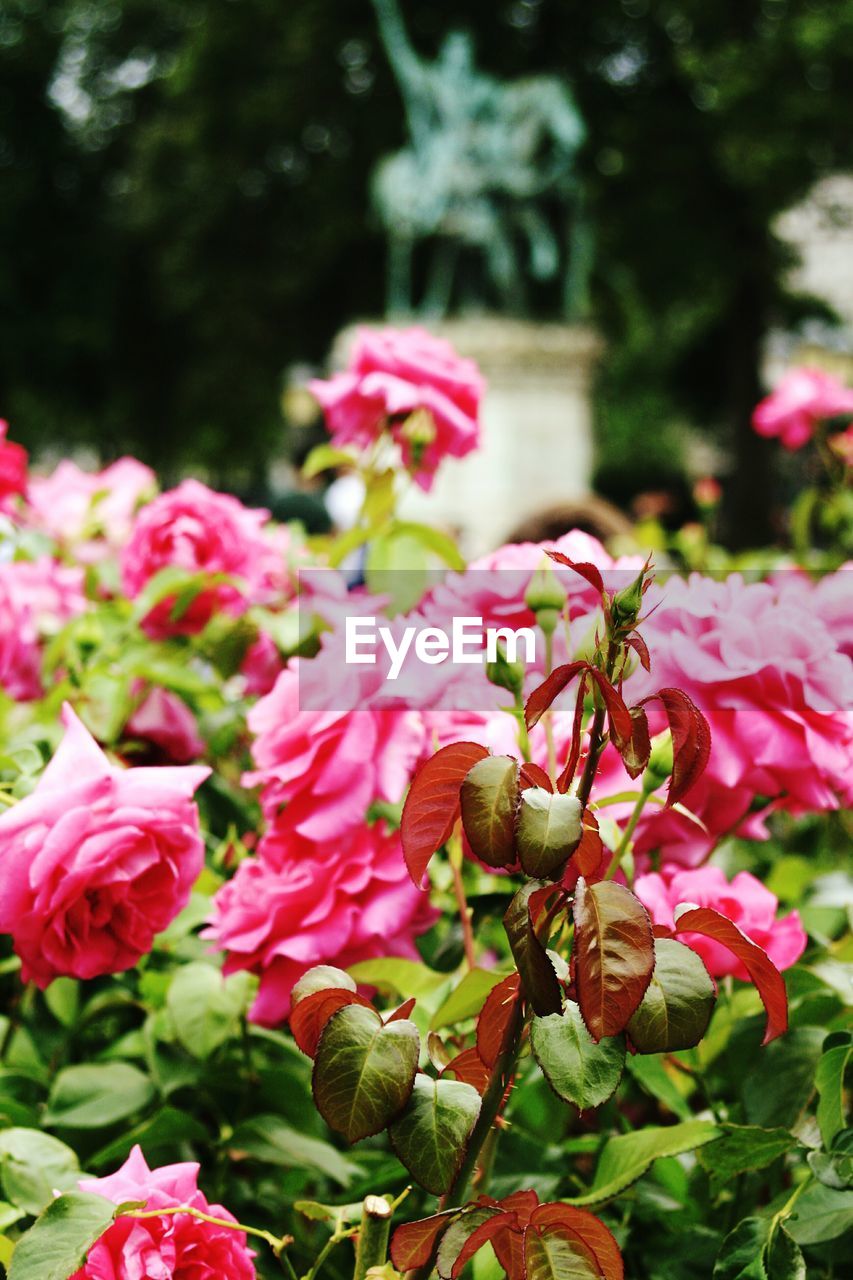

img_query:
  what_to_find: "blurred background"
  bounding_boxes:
[2,0,853,548]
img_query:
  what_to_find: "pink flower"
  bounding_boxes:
[627,573,853,865]
[240,631,284,697]
[634,866,807,979]
[310,326,483,489]
[245,664,425,842]
[205,821,436,1025]
[126,686,205,764]
[752,367,853,450]
[0,705,210,986]
[0,583,42,701]
[121,479,281,637]
[0,556,87,701]
[72,1145,255,1280]
[0,419,27,501]
[26,457,156,555]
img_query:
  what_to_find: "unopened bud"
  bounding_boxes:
[643,730,674,791]
[399,408,436,467]
[525,564,567,630]
[486,643,525,696]
[611,568,646,631]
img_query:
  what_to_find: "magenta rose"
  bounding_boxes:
[310,326,484,489]
[121,479,282,637]
[634,866,807,979]
[752,366,853,450]
[0,419,27,502]
[72,1145,255,1280]
[126,685,205,764]
[205,820,437,1025]
[0,705,210,986]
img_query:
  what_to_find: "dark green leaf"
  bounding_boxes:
[8,1192,116,1280]
[815,1041,851,1149]
[389,1075,481,1194]
[44,1064,155,1130]
[230,1115,358,1186]
[313,1004,419,1142]
[166,963,256,1059]
[628,938,716,1053]
[460,756,520,869]
[531,1002,625,1110]
[698,1126,797,1197]
[504,882,562,1017]
[516,789,582,880]
[0,1130,80,1216]
[785,1180,853,1245]
[742,1027,824,1130]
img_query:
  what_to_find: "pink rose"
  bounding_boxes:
[72,1145,255,1280]
[0,419,27,502]
[26,456,156,556]
[0,705,210,986]
[310,326,483,489]
[240,631,284,697]
[752,367,853,450]
[245,664,425,842]
[0,581,42,701]
[634,866,807,979]
[121,479,281,637]
[0,556,87,701]
[205,820,437,1025]
[126,685,205,764]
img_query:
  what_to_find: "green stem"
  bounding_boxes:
[543,630,557,781]
[353,1196,392,1280]
[449,841,476,971]
[604,791,649,882]
[304,1227,360,1280]
[125,1206,293,1258]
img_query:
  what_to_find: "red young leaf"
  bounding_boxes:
[572,812,604,878]
[640,688,711,806]
[442,1047,491,1095]
[476,973,522,1067]
[589,669,633,748]
[486,1190,540,1224]
[625,632,651,672]
[451,1215,512,1279]
[525,661,588,729]
[545,550,605,598]
[390,1212,459,1271]
[401,741,489,885]
[572,878,655,1041]
[385,997,417,1023]
[530,1203,624,1279]
[674,905,788,1044]
[621,706,651,780]
[556,673,589,793]
[492,1223,526,1280]
[520,762,554,792]
[290,988,373,1057]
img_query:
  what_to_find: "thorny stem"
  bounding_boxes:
[575,641,619,814]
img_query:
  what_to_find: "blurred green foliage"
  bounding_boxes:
[2,1,853,539]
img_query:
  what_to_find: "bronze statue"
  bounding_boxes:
[370,0,591,319]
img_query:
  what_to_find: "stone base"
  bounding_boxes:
[331,317,603,558]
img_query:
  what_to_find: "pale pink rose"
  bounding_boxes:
[310,326,483,489]
[752,367,853,450]
[26,456,156,555]
[72,1145,255,1280]
[0,556,87,701]
[634,866,807,979]
[626,573,853,865]
[126,686,205,764]
[774,565,853,660]
[121,479,281,637]
[0,419,27,502]
[205,821,437,1025]
[0,704,210,986]
[245,663,425,842]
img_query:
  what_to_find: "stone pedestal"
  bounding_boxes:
[331,318,603,559]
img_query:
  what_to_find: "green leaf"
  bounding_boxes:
[698,1126,797,1197]
[808,1135,853,1191]
[429,968,508,1032]
[460,756,520,869]
[627,938,716,1053]
[516,789,582,880]
[43,979,79,1029]
[524,1228,603,1280]
[313,1004,419,1143]
[713,1218,771,1280]
[436,1209,498,1280]
[230,1115,358,1186]
[785,1180,853,1245]
[302,443,357,478]
[0,1129,81,1215]
[624,1054,691,1120]
[572,878,654,1041]
[44,1063,155,1130]
[815,1040,851,1149]
[531,1002,625,1110]
[348,959,448,1000]
[166,963,256,1059]
[567,1119,721,1205]
[89,1107,208,1171]
[742,1027,824,1129]
[389,1075,481,1194]
[390,522,466,570]
[8,1191,116,1280]
[504,882,563,1017]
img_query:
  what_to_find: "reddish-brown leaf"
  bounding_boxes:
[589,669,633,748]
[520,762,554,792]
[442,1047,491,1095]
[573,812,604,877]
[625,633,651,672]
[390,1212,459,1270]
[674,905,788,1044]
[486,1190,540,1225]
[385,997,417,1023]
[572,878,655,1041]
[525,661,588,729]
[556,672,589,793]
[545,551,605,598]
[476,973,523,1067]
[451,1216,513,1279]
[530,1203,624,1280]
[492,1223,526,1280]
[640,688,711,806]
[401,742,489,885]
[621,706,651,780]
[290,988,373,1057]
